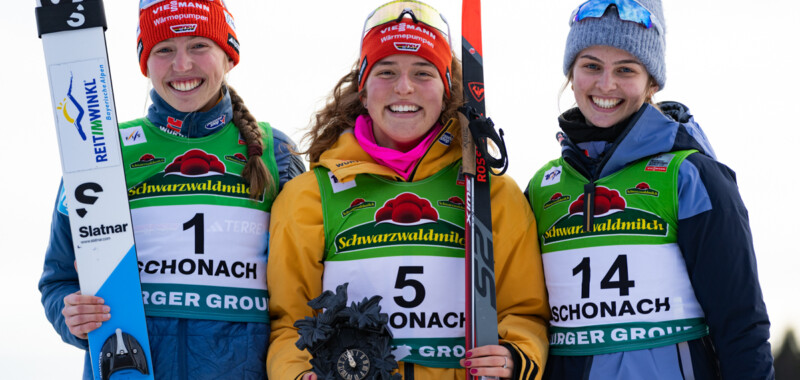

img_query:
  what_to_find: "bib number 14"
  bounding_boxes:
[573,255,636,299]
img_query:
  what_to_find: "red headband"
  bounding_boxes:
[137,0,239,76]
[358,19,452,97]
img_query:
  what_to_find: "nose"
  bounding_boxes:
[172,49,192,72]
[394,72,414,95]
[596,70,616,92]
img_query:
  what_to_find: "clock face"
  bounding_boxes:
[336,348,370,380]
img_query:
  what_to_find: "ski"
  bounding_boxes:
[36,1,153,379]
[460,1,508,379]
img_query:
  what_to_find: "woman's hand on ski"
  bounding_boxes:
[301,372,317,380]
[62,290,110,340]
[460,344,514,379]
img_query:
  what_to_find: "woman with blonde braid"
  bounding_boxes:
[38,1,304,378]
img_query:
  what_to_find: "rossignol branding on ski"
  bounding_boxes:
[460,1,510,379]
[36,1,153,379]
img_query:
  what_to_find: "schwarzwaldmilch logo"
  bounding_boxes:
[130,153,165,169]
[334,193,464,254]
[128,149,256,201]
[543,192,571,209]
[342,198,377,217]
[437,196,465,211]
[224,152,247,164]
[543,186,667,245]
[626,182,659,197]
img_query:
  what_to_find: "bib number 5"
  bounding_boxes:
[394,266,426,308]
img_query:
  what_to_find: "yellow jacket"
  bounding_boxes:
[267,120,548,379]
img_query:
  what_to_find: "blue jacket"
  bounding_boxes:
[531,102,774,380]
[39,90,305,380]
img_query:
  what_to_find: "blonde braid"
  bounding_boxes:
[228,85,275,199]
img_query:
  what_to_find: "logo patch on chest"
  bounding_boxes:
[542,166,563,186]
[120,126,147,146]
[645,154,675,172]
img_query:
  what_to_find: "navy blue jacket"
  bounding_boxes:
[532,102,774,380]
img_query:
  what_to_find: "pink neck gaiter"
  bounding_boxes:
[354,114,443,181]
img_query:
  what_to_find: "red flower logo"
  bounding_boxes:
[568,186,626,216]
[376,193,439,225]
[165,149,225,176]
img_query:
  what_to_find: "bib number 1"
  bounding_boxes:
[183,213,205,254]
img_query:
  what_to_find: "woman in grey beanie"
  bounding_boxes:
[524,0,774,379]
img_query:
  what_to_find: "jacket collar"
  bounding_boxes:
[146,87,234,138]
[314,118,463,183]
[559,101,717,179]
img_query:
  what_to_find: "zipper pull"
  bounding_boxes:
[583,183,595,232]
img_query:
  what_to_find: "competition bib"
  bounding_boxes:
[317,163,468,368]
[529,150,710,355]
[121,118,278,323]
[134,204,269,322]
[543,243,708,355]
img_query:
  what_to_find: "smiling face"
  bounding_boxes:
[147,36,233,113]
[363,54,445,152]
[571,45,658,128]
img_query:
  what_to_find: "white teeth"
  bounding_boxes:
[170,79,202,92]
[592,96,622,109]
[389,104,420,113]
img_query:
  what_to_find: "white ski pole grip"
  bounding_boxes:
[36,0,107,37]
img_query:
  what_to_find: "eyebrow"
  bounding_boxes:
[374,60,437,68]
[579,54,643,66]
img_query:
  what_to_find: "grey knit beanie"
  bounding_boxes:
[563,0,666,90]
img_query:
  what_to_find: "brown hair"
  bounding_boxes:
[301,56,464,163]
[228,85,275,199]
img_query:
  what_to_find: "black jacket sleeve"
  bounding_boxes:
[678,154,774,379]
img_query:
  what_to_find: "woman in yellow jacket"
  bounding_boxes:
[267,1,548,379]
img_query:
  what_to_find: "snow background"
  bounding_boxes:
[2,0,797,377]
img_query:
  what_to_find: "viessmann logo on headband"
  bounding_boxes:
[379,22,438,40]
[148,1,211,14]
